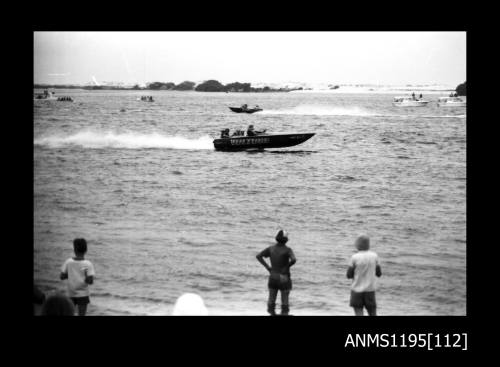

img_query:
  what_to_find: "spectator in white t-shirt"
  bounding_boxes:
[60,238,95,316]
[172,293,209,316]
[346,235,382,316]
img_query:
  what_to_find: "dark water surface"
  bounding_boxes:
[34,90,466,315]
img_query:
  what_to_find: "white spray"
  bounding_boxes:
[34,130,214,150]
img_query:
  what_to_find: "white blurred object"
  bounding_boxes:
[172,293,209,316]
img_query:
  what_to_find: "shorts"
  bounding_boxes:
[71,296,90,306]
[268,273,292,290]
[349,291,376,309]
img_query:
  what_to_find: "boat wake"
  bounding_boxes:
[421,114,466,119]
[34,130,214,150]
[259,105,377,116]
[259,105,466,119]
[266,150,317,155]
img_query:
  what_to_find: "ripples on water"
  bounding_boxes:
[34,90,466,315]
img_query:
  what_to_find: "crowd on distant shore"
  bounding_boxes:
[34,232,381,316]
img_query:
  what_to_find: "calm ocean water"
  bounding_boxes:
[34,90,466,315]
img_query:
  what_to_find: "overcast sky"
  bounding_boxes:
[34,32,466,86]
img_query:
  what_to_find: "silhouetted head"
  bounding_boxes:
[41,292,75,316]
[275,229,289,245]
[172,293,209,316]
[248,125,254,129]
[73,238,87,255]
[355,235,370,251]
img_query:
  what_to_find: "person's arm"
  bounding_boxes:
[375,255,382,277]
[256,249,272,273]
[85,275,94,284]
[60,260,68,280]
[286,248,297,271]
[346,256,355,279]
[375,256,382,277]
[85,262,95,284]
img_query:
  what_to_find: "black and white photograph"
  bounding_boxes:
[33,31,466,317]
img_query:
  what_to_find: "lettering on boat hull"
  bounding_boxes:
[230,137,271,145]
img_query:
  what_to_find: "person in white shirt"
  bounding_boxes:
[346,235,382,316]
[172,293,209,316]
[60,238,95,316]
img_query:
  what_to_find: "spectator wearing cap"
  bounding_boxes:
[256,229,297,315]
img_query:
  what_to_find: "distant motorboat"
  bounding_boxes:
[34,90,57,100]
[392,96,429,107]
[229,106,262,114]
[137,96,154,102]
[437,96,466,107]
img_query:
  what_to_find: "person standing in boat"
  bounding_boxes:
[419,93,423,100]
[256,229,297,316]
[411,92,416,100]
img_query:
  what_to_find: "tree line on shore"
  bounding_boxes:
[34,80,465,94]
[34,80,304,92]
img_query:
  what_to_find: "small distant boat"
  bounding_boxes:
[57,96,73,102]
[229,106,262,114]
[437,96,466,107]
[137,96,154,102]
[213,131,315,151]
[392,96,429,107]
[34,90,57,100]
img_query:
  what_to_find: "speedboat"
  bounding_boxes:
[437,96,466,107]
[229,106,262,113]
[213,131,315,151]
[392,96,429,107]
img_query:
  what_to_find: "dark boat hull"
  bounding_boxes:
[229,107,262,114]
[213,133,315,151]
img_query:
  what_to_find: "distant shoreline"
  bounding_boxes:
[33,84,298,93]
[33,85,457,95]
